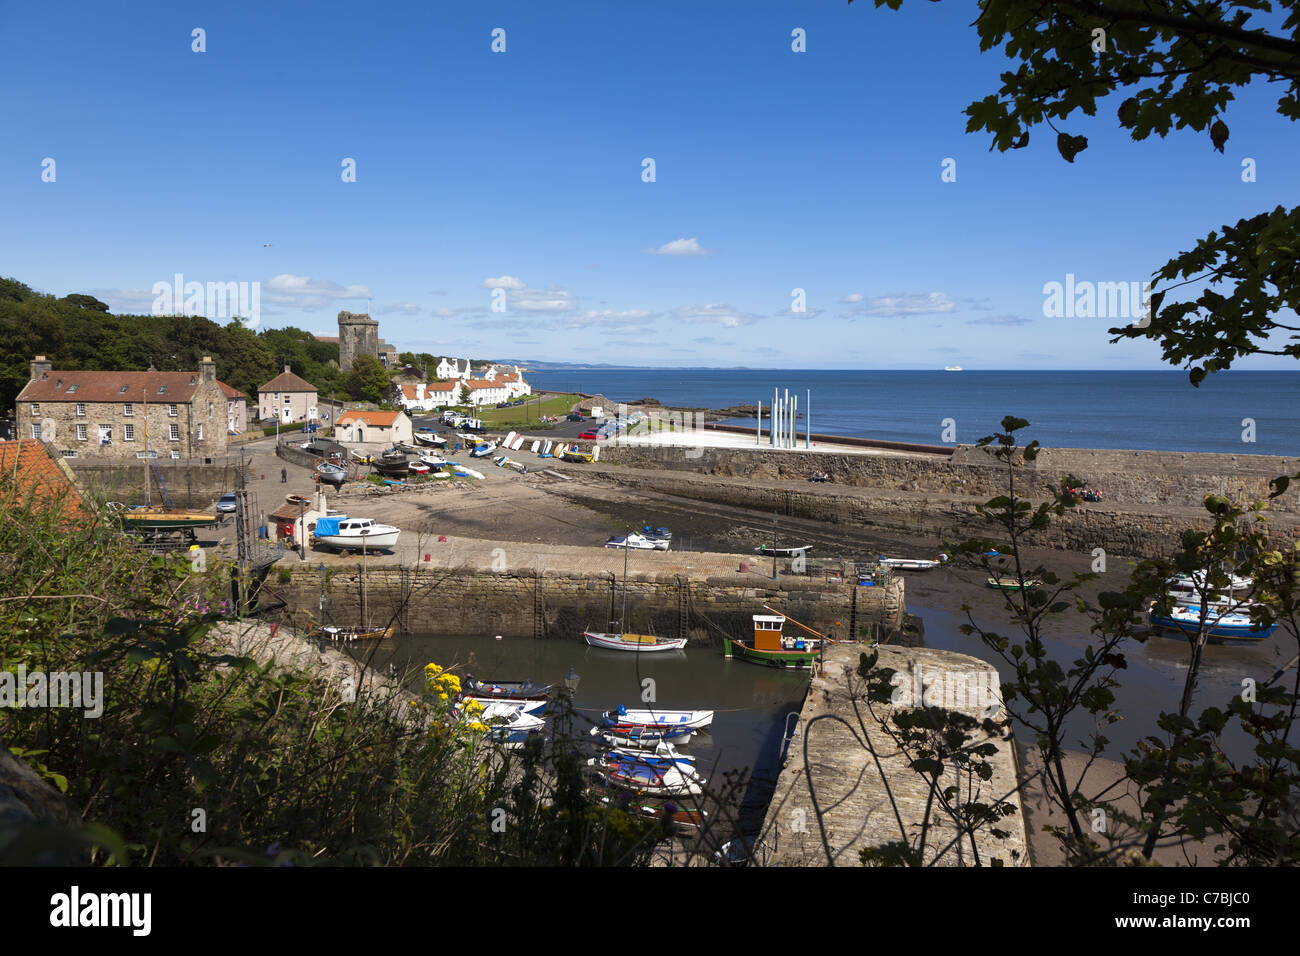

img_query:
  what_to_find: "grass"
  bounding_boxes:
[476,393,582,428]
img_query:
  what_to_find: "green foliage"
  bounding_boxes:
[0,278,346,412]
[346,354,390,404]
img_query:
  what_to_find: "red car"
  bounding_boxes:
[579,429,601,440]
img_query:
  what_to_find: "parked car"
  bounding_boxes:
[579,429,601,440]
[566,413,584,422]
[216,493,238,514]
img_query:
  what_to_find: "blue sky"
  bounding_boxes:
[3,0,1297,369]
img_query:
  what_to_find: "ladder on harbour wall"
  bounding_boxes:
[677,577,690,642]
[532,573,546,639]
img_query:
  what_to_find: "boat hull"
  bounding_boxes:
[122,508,218,530]
[311,624,394,642]
[315,530,401,551]
[722,636,820,669]
[1149,605,1276,643]
[583,631,688,652]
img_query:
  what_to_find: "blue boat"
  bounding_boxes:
[1148,603,1276,642]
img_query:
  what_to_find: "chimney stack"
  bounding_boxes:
[200,355,217,382]
[30,355,52,381]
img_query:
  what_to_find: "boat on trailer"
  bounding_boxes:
[312,516,401,552]
[605,533,662,551]
[723,611,825,669]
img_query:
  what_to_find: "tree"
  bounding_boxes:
[346,354,390,404]
[60,294,109,312]
[458,383,472,405]
[858,0,1300,384]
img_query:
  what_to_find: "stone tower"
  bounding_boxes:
[337,311,379,371]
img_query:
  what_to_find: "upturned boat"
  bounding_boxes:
[312,515,401,552]
[1148,603,1276,642]
[723,612,824,669]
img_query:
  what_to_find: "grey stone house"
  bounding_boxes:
[16,356,230,461]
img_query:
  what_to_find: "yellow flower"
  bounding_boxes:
[437,692,448,701]
[424,662,444,676]
[462,699,484,715]
[467,721,489,733]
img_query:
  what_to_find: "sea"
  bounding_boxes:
[526,369,1300,456]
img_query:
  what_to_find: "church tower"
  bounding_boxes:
[337,311,379,370]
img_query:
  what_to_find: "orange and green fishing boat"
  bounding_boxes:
[722,608,827,669]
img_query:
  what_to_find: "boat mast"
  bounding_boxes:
[620,529,629,634]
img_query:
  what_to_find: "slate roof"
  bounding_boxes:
[18,370,207,404]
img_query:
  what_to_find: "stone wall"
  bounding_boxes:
[597,442,1300,515]
[584,466,1300,560]
[266,565,905,643]
[68,459,239,505]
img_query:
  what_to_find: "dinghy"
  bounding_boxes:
[588,755,704,797]
[878,556,944,571]
[605,533,660,550]
[754,544,812,557]
[584,630,687,652]
[591,723,694,747]
[601,707,713,731]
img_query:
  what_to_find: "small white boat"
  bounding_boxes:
[1149,602,1276,642]
[603,707,713,730]
[453,465,485,480]
[1166,571,1252,607]
[312,516,401,552]
[419,454,447,468]
[414,431,446,448]
[589,755,705,797]
[459,697,547,718]
[605,533,661,550]
[471,442,497,458]
[408,462,431,475]
[944,366,963,371]
[878,556,944,571]
[607,742,695,765]
[583,630,688,652]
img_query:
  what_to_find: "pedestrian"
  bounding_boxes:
[281,467,287,483]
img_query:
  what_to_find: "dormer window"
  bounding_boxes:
[158,385,166,394]
[120,385,128,393]
[67,384,78,393]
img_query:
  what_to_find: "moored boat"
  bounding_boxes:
[723,612,824,669]
[754,544,812,557]
[601,707,713,731]
[592,723,694,746]
[588,755,704,797]
[879,556,944,571]
[987,576,1042,591]
[605,533,660,550]
[462,675,553,701]
[585,787,707,831]
[1166,571,1252,607]
[1148,602,1276,642]
[583,630,688,652]
[310,623,394,642]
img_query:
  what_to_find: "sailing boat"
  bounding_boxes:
[311,535,394,641]
[582,533,686,652]
[120,388,218,537]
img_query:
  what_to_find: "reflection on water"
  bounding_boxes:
[346,633,814,833]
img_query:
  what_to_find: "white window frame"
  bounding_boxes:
[98,425,112,445]
[168,404,178,417]
[76,403,86,417]
[169,423,179,441]
[76,424,87,441]
[170,450,180,460]
[31,424,41,440]
[124,424,134,442]
[197,424,204,441]
[123,403,133,417]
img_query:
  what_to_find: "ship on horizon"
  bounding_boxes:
[943,365,963,371]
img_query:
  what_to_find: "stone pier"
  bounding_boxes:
[756,643,1029,867]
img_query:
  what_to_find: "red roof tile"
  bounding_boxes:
[338,410,402,426]
[0,441,89,520]
[259,369,317,393]
[18,370,206,404]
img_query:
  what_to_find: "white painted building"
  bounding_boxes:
[435,357,472,381]
[392,381,459,411]
[334,409,414,445]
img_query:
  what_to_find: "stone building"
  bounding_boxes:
[16,356,230,462]
[334,409,413,445]
[337,311,379,371]
[219,382,249,434]
[257,367,319,424]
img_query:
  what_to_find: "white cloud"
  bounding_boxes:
[773,307,824,321]
[511,287,578,313]
[564,309,655,329]
[840,293,864,303]
[646,237,712,256]
[673,303,760,327]
[480,275,526,290]
[379,302,422,315]
[264,274,371,311]
[843,292,955,318]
